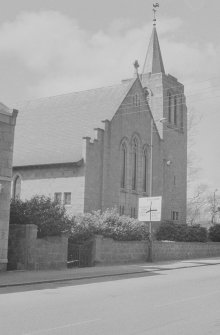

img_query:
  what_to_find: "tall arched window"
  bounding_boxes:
[180,94,184,129]
[168,92,172,123]
[132,138,138,190]
[174,95,177,125]
[143,148,148,193]
[13,175,21,199]
[120,142,127,188]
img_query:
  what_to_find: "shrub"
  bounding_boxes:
[10,196,71,237]
[69,209,149,242]
[209,224,220,242]
[156,221,207,242]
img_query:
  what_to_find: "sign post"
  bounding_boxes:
[138,196,162,262]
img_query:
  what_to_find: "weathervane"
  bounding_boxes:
[152,2,160,26]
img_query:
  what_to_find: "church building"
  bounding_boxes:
[12,22,187,223]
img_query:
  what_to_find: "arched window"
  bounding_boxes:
[13,175,21,199]
[120,142,127,188]
[174,95,177,125]
[132,138,138,190]
[180,94,184,129]
[168,92,172,123]
[133,94,140,107]
[143,148,148,193]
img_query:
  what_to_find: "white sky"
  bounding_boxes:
[0,0,219,194]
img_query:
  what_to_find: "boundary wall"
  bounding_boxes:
[92,235,220,265]
[8,224,68,270]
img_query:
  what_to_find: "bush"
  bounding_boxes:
[156,221,207,242]
[69,209,149,242]
[209,224,220,242]
[10,196,71,237]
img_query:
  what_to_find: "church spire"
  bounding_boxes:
[142,3,165,75]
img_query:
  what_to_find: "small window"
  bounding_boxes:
[172,211,179,221]
[54,192,62,204]
[64,192,71,205]
[133,94,140,107]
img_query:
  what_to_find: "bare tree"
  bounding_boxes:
[187,183,209,225]
[205,191,220,224]
[187,107,202,185]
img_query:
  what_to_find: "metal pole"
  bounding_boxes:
[148,118,153,262]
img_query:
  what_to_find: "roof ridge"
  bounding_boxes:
[15,80,133,106]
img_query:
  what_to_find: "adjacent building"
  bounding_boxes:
[0,104,17,271]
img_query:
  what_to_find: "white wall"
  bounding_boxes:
[20,176,85,216]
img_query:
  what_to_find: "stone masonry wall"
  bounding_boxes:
[142,72,187,224]
[8,224,68,270]
[92,236,220,265]
[93,235,149,265]
[153,241,220,262]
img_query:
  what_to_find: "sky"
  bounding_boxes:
[0,0,219,195]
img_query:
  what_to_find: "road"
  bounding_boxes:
[1,265,220,335]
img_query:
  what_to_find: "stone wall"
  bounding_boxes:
[8,224,68,270]
[84,78,163,218]
[153,241,220,262]
[92,236,220,265]
[93,235,149,265]
[0,108,18,271]
[142,72,187,224]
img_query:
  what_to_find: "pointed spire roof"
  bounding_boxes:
[142,26,165,75]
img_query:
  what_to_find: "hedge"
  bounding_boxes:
[156,221,208,242]
[10,196,71,237]
[69,209,149,242]
[209,224,220,242]
[10,201,149,241]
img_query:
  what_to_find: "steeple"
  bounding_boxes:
[142,25,165,75]
[142,3,165,75]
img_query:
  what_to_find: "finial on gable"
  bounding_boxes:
[133,60,140,77]
[152,2,160,26]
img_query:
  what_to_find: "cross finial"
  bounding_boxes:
[152,2,160,26]
[133,60,140,77]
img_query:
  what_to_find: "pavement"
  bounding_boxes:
[1,257,220,288]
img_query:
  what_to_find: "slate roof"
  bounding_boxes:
[0,102,13,116]
[13,80,135,167]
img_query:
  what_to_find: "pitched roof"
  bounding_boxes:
[142,26,165,74]
[13,80,135,167]
[0,102,13,116]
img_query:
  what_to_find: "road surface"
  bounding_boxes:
[1,264,220,334]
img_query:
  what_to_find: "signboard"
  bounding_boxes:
[138,196,162,222]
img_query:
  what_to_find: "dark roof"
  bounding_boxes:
[0,102,13,116]
[13,80,135,167]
